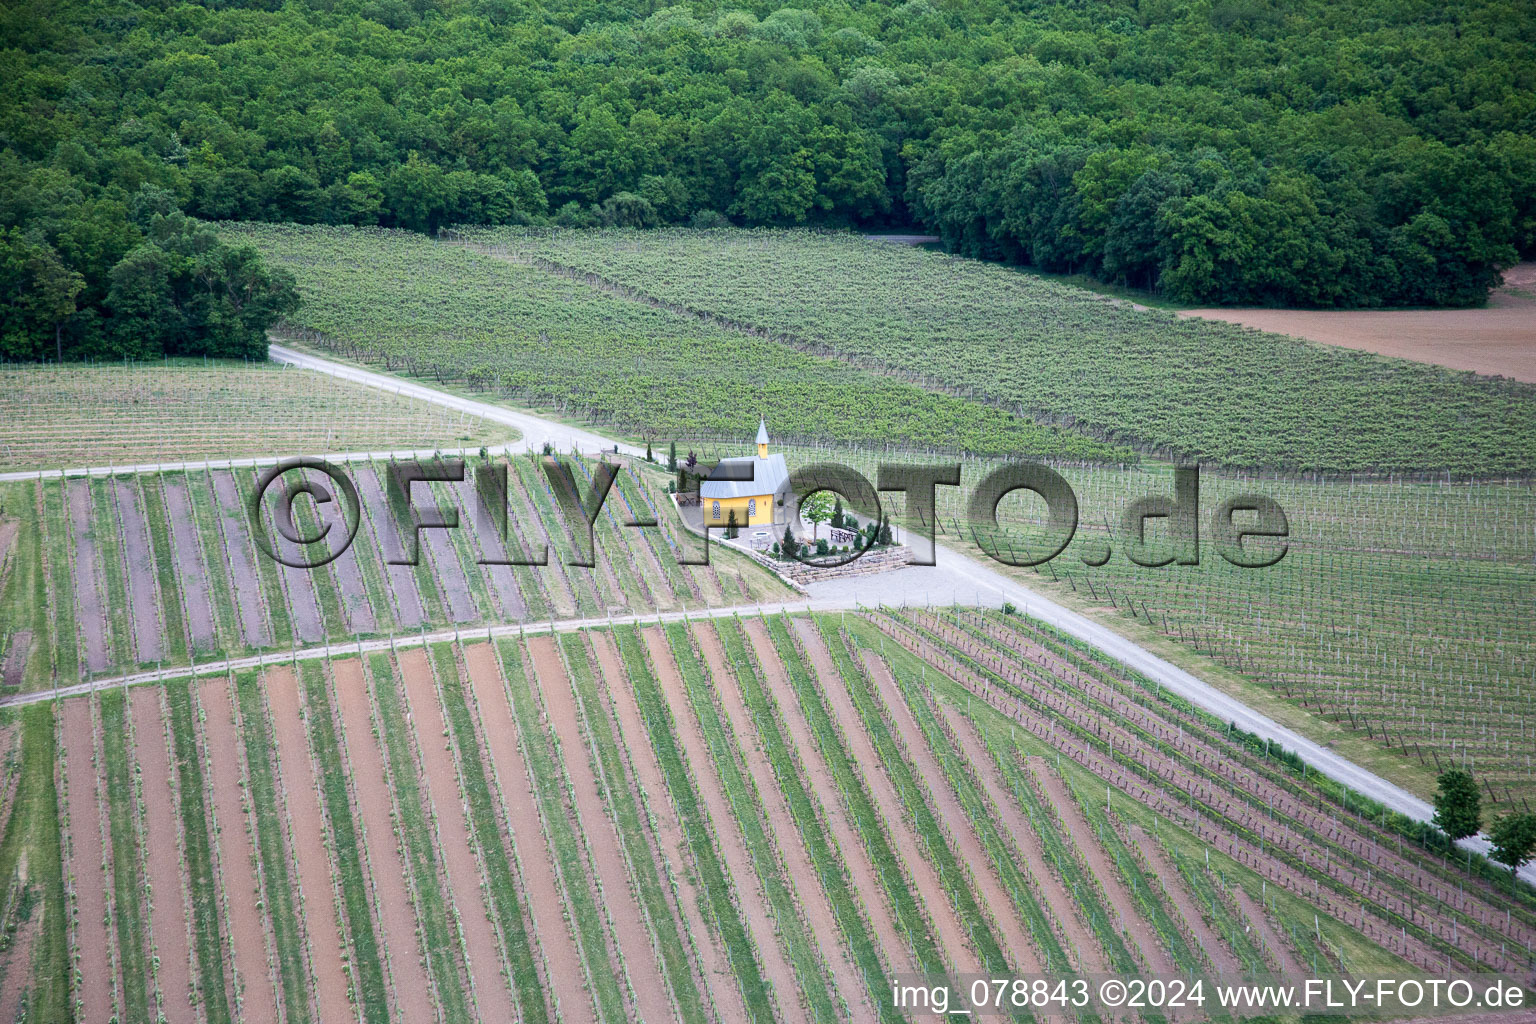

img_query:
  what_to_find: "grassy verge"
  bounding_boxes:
[492,638,624,1019]
[363,652,471,1020]
[428,642,549,1024]
[715,618,901,1023]
[0,705,68,1020]
[561,631,710,1024]
[137,478,190,665]
[233,670,312,1024]
[664,621,841,1023]
[609,625,773,1020]
[163,679,232,1023]
[299,661,389,1023]
[761,615,946,977]
[98,689,150,1020]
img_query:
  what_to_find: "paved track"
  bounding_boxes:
[14,343,1529,884]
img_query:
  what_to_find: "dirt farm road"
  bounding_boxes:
[12,343,1530,886]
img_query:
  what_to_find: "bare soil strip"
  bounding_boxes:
[61,696,115,1023]
[208,471,272,648]
[1,629,30,688]
[696,621,872,1023]
[1129,826,1241,976]
[66,479,110,672]
[0,912,38,1024]
[1028,758,1174,975]
[641,625,802,1024]
[331,657,437,1023]
[418,495,479,623]
[462,641,594,1024]
[265,665,358,1024]
[113,478,164,663]
[452,476,527,621]
[860,650,1041,973]
[741,619,912,981]
[353,464,425,629]
[934,699,1108,973]
[131,686,196,1022]
[594,630,747,1024]
[1179,275,1536,383]
[198,675,282,1024]
[1229,883,1307,978]
[312,471,376,635]
[161,479,216,650]
[255,471,326,644]
[529,634,670,1023]
[397,645,519,1023]
[789,617,979,975]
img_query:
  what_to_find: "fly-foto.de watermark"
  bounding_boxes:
[248,457,1289,572]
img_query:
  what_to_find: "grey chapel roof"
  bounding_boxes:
[700,453,789,500]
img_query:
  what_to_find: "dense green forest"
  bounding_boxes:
[2,0,1535,359]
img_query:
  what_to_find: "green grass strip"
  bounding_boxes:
[662,621,841,1024]
[559,631,711,1024]
[0,704,69,1021]
[812,616,1014,976]
[427,642,550,1024]
[363,652,471,1020]
[39,480,80,684]
[98,688,151,1022]
[608,625,773,1021]
[714,618,903,1024]
[298,661,390,1023]
[87,478,135,671]
[490,638,622,1019]
[137,478,190,665]
[163,679,232,1023]
[762,616,947,976]
[1,481,55,689]
[232,670,312,1024]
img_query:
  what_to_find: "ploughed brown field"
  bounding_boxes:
[1180,262,1536,383]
